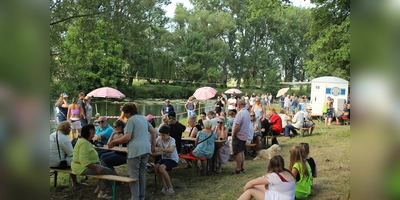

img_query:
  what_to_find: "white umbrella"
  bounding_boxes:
[225,88,243,94]
[193,86,217,100]
[276,87,290,97]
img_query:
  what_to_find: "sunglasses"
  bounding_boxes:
[218,122,223,124]
[113,126,120,128]
[250,115,255,117]
[98,120,105,123]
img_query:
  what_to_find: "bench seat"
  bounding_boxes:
[50,168,137,200]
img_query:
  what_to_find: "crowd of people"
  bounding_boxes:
[51,90,347,199]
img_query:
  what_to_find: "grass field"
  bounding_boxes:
[50,113,350,200]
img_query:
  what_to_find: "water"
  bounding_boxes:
[50,98,215,132]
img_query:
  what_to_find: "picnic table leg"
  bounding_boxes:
[53,171,58,188]
[111,181,116,200]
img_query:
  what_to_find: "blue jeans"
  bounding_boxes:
[187,110,195,116]
[284,124,298,137]
[81,164,114,192]
[127,153,149,200]
[100,152,127,171]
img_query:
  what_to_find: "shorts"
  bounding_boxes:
[70,118,82,129]
[232,137,246,154]
[326,110,333,118]
[157,159,178,171]
[253,133,262,141]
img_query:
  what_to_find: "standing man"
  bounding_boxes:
[284,94,290,114]
[161,99,174,116]
[78,92,87,126]
[227,94,237,111]
[290,93,298,114]
[280,94,285,108]
[108,103,157,200]
[231,100,251,174]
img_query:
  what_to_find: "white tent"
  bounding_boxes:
[310,76,349,116]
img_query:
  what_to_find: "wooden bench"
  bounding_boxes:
[179,154,207,176]
[297,127,313,137]
[50,168,137,200]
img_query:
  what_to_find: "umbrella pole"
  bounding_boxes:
[95,103,98,114]
[106,99,108,117]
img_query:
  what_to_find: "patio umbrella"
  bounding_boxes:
[225,88,243,94]
[193,86,217,100]
[276,87,290,97]
[87,87,125,116]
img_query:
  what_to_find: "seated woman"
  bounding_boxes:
[190,120,216,175]
[154,125,179,195]
[100,120,127,173]
[238,155,295,200]
[50,121,82,187]
[182,115,202,169]
[71,124,115,199]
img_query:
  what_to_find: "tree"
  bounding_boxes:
[305,0,350,80]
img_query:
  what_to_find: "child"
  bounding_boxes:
[300,143,317,179]
[154,125,179,195]
[289,146,312,199]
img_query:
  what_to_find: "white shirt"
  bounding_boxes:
[249,97,255,106]
[50,131,74,167]
[291,111,304,129]
[228,98,237,110]
[279,114,291,130]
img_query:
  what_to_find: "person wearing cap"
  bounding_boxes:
[161,99,175,116]
[55,93,69,123]
[231,99,251,174]
[284,108,304,137]
[303,106,315,134]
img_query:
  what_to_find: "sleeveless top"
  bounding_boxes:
[187,101,194,110]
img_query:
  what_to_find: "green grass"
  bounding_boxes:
[50,111,350,200]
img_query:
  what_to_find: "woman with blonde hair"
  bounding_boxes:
[55,93,69,123]
[238,155,295,200]
[67,98,86,140]
[185,96,196,116]
[289,146,312,199]
[251,97,266,120]
[215,116,229,173]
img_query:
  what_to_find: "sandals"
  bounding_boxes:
[97,193,113,199]
[230,169,243,175]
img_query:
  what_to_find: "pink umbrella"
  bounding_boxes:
[87,87,125,98]
[193,86,217,100]
[225,88,243,94]
[87,87,125,116]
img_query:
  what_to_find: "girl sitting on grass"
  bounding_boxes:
[289,146,313,199]
[238,155,295,200]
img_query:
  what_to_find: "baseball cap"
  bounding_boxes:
[61,93,68,98]
[238,99,246,105]
[306,106,312,110]
[165,99,170,102]
[145,114,155,121]
[327,96,332,99]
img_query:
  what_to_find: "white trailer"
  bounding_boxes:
[310,76,349,116]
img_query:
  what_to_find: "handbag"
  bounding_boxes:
[53,131,69,169]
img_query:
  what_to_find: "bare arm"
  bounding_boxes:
[108,132,132,148]
[291,168,299,179]
[61,99,68,108]
[66,105,71,121]
[243,176,269,191]
[149,127,157,153]
[79,105,85,119]
[232,123,240,139]
[189,127,198,138]
[157,144,175,153]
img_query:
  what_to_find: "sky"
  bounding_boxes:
[164,0,315,18]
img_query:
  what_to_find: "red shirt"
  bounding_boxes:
[269,113,282,134]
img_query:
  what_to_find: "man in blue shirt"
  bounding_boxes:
[161,99,175,116]
[93,116,113,144]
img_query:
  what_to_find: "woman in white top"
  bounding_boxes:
[238,155,295,200]
[278,108,291,133]
[50,121,82,187]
